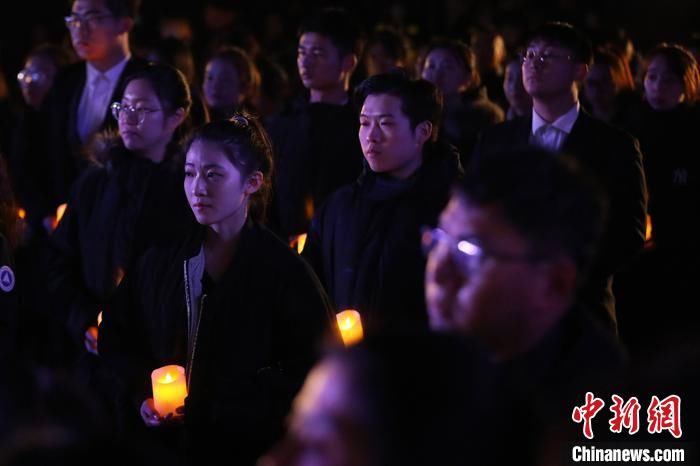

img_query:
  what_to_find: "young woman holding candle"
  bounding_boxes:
[47,63,193,366]
[99,115,335,464]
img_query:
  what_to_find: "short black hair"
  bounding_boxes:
[298,7,361,57]
[354,71,442,140]
[527,22,593,65]
[70,0,140,18]
[458,146,606,280]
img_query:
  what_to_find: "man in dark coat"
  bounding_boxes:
[303,73,462,336]
[41,0,147,215]
[267,8,364,240]
[473,22,647,332]
[425,146,625,452]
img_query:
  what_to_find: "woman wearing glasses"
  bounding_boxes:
[99,115,334,464]
[48,63,193,365]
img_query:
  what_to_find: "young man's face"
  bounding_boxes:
[68,0,126,62]
[359,93,427,179]
[297,32,348,92]
[521,39,583,101]
[425,195,545,342]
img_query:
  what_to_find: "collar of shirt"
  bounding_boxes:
[531,102,580,137]
[85,54,131,88]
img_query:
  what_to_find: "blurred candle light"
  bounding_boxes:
[97,311,103,327]
[17,208,26,219]
[645,214,653,242]
[336,310,363,347]
[151,365,188,417]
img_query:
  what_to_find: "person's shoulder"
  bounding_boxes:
[578,110,638,146]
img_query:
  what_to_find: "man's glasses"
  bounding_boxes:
[421,227,542,275]
[64,13,113,31]
[111,102,162,125]
[17,70,46,85]
[521,49,572,66]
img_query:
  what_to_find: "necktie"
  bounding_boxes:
[80,73,110,142]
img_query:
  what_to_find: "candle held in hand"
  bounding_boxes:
[336,310,363,346]
[151,365,188,417]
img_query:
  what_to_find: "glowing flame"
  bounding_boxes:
[160,372,175,384]
[645,214,652,242]
[296,233,307,254]
[97,311,103,327]
[341,317,352,330]
[17,208,26,219]
[56,203,67,223]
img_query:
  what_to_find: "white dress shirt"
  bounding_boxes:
[530,103,580,151]
[77,56,130,143]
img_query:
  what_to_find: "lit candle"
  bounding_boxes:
[336,310,363,347]
[151,365,188,417]
[97,311,103,327]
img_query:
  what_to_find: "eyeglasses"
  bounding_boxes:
[17,69,47,85]
[421,227,542,275]
[64,13,113,30]
[521,49,572,66]
[111,102,162,125]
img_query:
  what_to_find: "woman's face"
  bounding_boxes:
[18,54,58,109]
[421,48,469,97]
[503,61,531,112]
[584,63,617,110]
[117,78,175,156]
[203,58,243,110]
[184,140,253,229]
[644,56,685,110]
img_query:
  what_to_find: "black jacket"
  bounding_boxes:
[99,221,335,463]
[474,110,648,330]
[0,233,18,362]
[267,98,364,238]
[47,137,191,355]
[303,141,462,335]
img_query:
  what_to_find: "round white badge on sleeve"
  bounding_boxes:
[0,265,15,292]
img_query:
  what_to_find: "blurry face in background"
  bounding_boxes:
[365,43,399,77]
[258,360,372,466]
[421,48,469,98]
[68,0,125,62]
[503,60,531,114]
[18,55,58,109]
[644,56,685,110]
[203,58,243,110]
[297,32,346,92]
[584,63,617,110]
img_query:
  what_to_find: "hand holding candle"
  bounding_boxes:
[151,365,188,417]
[336,310,364,346]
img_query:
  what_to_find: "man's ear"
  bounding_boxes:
[414,120,433,146]
[117,17,134,35]
[341,53,358,76]
[245,171,264,195]
[574,63,589,82]
[535,256,577,310]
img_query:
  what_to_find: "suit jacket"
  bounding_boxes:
[474,109,648,331]
[41,58,149,209]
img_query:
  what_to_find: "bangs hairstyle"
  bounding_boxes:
[186,114,274,222]
[298,7,362,57]
[208,46,261,103]
[425,38,480,89]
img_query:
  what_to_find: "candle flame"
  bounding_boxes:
[297,233,307,254]
[645,214,652,242]
[160,372,175,384]
[97,311,103,327]
[17,208,26,219]
[56,203,67,223]
[342,317,353,330]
